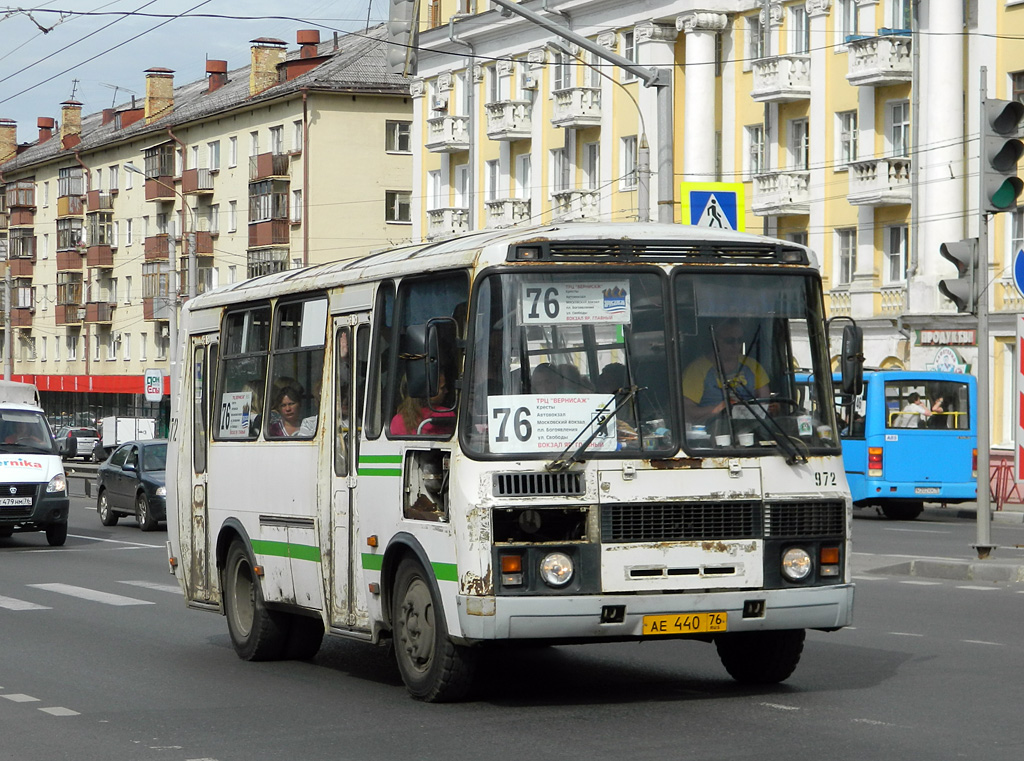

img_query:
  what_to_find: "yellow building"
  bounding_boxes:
[401,0,1024,445]
[0,26,412,426]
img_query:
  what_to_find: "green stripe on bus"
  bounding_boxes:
[359,454,403,464]
[360,554,457,582]
[357,467,402,477]
[251,540,321,563]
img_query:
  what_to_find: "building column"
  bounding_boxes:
[410,79,425,242]
[677,12,727,184]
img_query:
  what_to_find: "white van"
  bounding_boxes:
[0,380,70,546]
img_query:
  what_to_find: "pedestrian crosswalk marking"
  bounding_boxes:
[28,583,154,606]
[119,580,181,594]
[0,594,51,611]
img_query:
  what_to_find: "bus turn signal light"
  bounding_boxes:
[820,546,840,577]
[501,554,523,586]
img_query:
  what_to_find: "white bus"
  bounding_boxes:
[166,223,861,701]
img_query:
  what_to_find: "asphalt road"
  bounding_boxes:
[1,499,1022,761]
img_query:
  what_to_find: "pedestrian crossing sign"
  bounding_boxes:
[680,182,745,232]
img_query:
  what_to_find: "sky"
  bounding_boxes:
[0,0,388,144]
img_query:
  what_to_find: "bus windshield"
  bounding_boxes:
[462,267,838,459]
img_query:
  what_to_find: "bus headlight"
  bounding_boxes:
[47,473,67,493]
[781,548,812,581]
[539,552,574,587]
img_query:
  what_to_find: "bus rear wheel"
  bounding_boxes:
[392,558,477,702]
[880,502,924,520]
[715,629,805,684]
[223,540,288,661]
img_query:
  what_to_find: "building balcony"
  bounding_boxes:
[484,198,531,228]
[84,301,114,324]
[57,195,85,217]
[10,308,33,328]
[9,208,33,226]
[8,257,34,277]
[182,167,215,194]
[0,213,8,230]
[86,244,114,268]
[551,188,600,221]
[86,190,114,210]
[828,289,852,317]
[55,304,85,326]
[485,100,533,140]
[751,55,811,103]
[248,219,290,248]
[551,87,601,128]
[847,157,911,206]
[880,284,905,315]
[751,171,811,216]
[425,115,470,153]
[144,234,171,260]
[426,207,470,239]
[249,153,290,181]
[143,296,174,322]
[845,33,912,87]
[192,230,214,254]
[145,176,176,202]
[56,250,85,271]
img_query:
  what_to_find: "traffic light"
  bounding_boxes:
[386,0,419,76]
[980,98,1024,214]
[938,238,979,314]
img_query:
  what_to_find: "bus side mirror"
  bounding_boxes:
[840,324,864,397]
[425,318,458,411]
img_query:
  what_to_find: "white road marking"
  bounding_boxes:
[889,632,924,637]
[0,595,51,611]
[884,528,948,534]
[956,585,999,591]
[760,702,800,711]
[68,533,163,548]
[118,580,181,594]
[39,707,79,716]
[899,580,942,586]
[28,583,154,606]
[2,694,39,703]
[851,718,896,727]
[962,639,1003,646]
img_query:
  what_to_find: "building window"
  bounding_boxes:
[126,218,133,246]
[888,101,911,157]
[228,200,237,232]
[886,225,909,283]
[58,166,85,198]
[891,0,911,30]
[209,204,220,234]
[247,248,289,278]
[1013,72,1024,104]
[123,332,131,361]
[229,136,238,167]
[88,212,113,247]
[746,124,766,178]
[488,65,501,104]
[551,148,570,193]
[622,30,637,81]
[248,180,288,223]
[292,120,303,152]
[57,218,84,251]
[385,190,411,223]
[836,228,856,285]
[208,140,221,171]
[485,160,500,202]
[269,126,284,155]
[790,118,809,171]
[747,14,764,64]
[385,121,412,153]
[109,165,119,191]
[790,6,809,54]
[291,190,302,223]
[249,131,260,157]
[140,333,147,361]
[583,142,599,190]
[427,170,441,211]
[143,144,174,178]
[112,220,119,247]
[1013,209,1024,262]
[125,275,133,304]
[553,52,572,91]
[837,0,858,45]
[515,154,532,200]
[124,164,134,190]
[837,111,858,168]
[620,136,638,190]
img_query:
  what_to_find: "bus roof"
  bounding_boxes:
[185,222,817,313]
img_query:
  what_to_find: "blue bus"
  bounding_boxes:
[836,370,977,520]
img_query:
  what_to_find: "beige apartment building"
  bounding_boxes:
[0,25,412,427]
[402,0,1024,445]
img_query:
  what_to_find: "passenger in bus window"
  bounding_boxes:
[682,319,769,424]
[390,374,455,436]
[893,392,937,428]
[268,382,317,437]
[531,363,561,394]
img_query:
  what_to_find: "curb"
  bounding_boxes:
[870,558,1024,583]
[954,508,1024,524]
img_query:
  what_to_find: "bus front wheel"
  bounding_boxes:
[223,540,289,661]
[392,558,477,702]
[715,629,805,684]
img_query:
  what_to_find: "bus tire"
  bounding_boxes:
[285,614,324,660]
[881,502,923,521]
[223,540,289,661]
[45,521,68,547]
[392,558,477,702]
[715,629,805,684]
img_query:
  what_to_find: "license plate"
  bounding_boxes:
[642,612,727,636]
[0,496,32,507]
[915,487,941,495]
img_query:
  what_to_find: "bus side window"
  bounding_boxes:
[267,298,327,440]
[366,281,395,440]
[216,306,271,440]
[335,326,351,476]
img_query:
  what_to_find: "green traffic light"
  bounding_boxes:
[991,177,1024,210]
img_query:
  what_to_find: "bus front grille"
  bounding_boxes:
[601,502,762,543]
[493,472,584,497]
[764,501,845,538]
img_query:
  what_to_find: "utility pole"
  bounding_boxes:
[4,267,11,379]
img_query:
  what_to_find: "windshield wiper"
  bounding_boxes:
[546,386,643,473]
[728,390,807,465]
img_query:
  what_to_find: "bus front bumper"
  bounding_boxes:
[454,583,854,642]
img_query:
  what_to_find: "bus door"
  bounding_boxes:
[329,315,370,631]
[185,333,217,603]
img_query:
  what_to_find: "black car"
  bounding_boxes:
[95,440,167,531]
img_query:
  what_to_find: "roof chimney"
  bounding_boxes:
[249,38,286,95]
[144,67,175,124]
[206,59,228,93]
[0,119,16,164]
[101,108,115,125]
[37,116,54,143]
[60,99,82,149]
[297,30,320,59]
